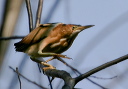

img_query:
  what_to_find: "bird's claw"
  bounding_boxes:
[41,62,56,73]
[56,54,71,59]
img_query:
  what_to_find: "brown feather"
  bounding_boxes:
[14,23,61,52]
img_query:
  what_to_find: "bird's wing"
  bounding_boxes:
[14,23,61,52]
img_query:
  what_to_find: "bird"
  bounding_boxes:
[14,23,94,68]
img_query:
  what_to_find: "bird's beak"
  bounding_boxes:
[76,25,94,32]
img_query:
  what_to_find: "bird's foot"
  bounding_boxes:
[38,52,71,59]
[45,57,55,63]
[45,54,71,63]
[41,62,56,73]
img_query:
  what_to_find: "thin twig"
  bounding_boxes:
[0,36,24,40]
[47,76,53,89]
[25,0,33,32]
[91,75,117,79]
[16,67,22,89]
[9,66,48,89]
[36,0,43,27]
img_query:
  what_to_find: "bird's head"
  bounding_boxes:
[71,24,94,35]
[65,24,94,39]
[50,23,94,38]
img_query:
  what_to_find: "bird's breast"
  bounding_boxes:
[50,38,68,48]
[42,38,69,53]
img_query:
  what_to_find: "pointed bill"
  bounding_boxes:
[76,25,94,32]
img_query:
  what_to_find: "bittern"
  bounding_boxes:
[14,23,94,68]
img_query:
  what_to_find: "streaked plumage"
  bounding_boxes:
[14,23,94,58]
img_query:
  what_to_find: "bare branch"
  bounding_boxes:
[44,69,75,89]
[0,36,24,40]
[75,54,128,84]
[90,75,117,79]
[42,54,128,89]
[56,57,107,89]
[16,67,22,89]
[47,76,53,89]
[36,0,43,27]
[25,0,33,32]
[9,66,48,89]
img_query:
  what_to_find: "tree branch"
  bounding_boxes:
[75,54,128,84]
[42,54,128,89]
[25,0,33,32]
[44,69,75,89]
[35,0,43,27]
[56,57,106,89]
[9,66,47,89]
[16,67,22,89]
[0,36,24,40]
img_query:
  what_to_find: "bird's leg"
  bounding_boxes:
[55,56,70,65]
[38,42,71,59]
[41,62,56,72]
[30,57,55,71]
[30,57,42,63]
[38,51,71,59]
[45,56,71,66]
[45,57,55,63]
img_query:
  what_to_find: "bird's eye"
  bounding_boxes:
[72,26,77,30]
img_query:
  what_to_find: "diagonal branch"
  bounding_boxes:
[75,54,128,84]
[55,57,107,89]
[43,54,128,89]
